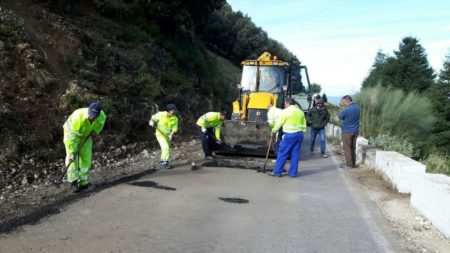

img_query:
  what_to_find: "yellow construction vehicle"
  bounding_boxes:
[220,52,312,156]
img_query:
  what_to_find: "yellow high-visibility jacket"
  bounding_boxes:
[150,111,179,138]
[267,107,283,129]
[272,105,306,134]
[63,108,106,154]
[196,112,223,140]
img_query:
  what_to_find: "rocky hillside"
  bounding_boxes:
[0,0,243,189]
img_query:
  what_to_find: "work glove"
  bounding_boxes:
[201,127,207,133]
[216,139,222,145]
[149,121,155,127]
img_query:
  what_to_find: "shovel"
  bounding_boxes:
[262,134,274,173]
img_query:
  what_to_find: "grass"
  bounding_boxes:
[354,84,434,157]
[422,152,450,176]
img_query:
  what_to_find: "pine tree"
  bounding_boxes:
[392,37,435,93]
[322,93,328,103]
[362,37,435,93]
[427,53,450,154]
[310,83,322,94]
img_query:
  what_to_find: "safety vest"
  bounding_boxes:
[196,112,223,139]
[272,105,306,133]
[267,107,283,129]
[151,111,179,137]
[63,108,106,154]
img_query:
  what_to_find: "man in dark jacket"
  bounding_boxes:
[338,95,360,168]
[307,99,330,158]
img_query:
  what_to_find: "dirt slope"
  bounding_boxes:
[0,0,240,194]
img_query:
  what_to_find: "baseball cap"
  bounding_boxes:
[88,102,102,118]
[166,103,178,113]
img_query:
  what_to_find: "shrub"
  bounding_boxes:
[369,134,415,157]
[355,84,435,156]
[117,24,148,43]
[422,152,450,176]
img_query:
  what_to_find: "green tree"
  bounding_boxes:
[362,37,435,93]
[393,37,435,92]
[201,3,300,65]
[310,83,322,94]
[427,53,450,154]
[322,93,328,103]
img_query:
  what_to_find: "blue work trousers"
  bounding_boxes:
[273,131,303,177]
[310,128,326,154]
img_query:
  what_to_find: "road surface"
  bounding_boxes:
[0,134,393,253]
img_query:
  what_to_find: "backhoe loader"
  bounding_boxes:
[220,52,312,156]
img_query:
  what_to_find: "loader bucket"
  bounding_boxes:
[219,120,274,156]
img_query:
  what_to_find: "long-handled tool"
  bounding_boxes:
[262,134,274,173]
[61,134,91,182]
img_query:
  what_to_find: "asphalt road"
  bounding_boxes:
[0,133,393,253]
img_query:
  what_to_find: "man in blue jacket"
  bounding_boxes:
[338,95,360,168]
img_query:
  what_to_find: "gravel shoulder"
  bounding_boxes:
[331,144,450,253]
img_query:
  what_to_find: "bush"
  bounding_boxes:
[422,152,450,176]
[369,134,415,157]
[355,84,435,156]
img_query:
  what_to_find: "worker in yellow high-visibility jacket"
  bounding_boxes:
[149,104,179,169]
[268,97,306,177]
[63,102,106,192]
[196,111,227,159]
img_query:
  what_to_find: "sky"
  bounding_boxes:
[227,0,450,96]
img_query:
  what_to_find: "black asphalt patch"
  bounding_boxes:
[202,160,261,170]
[218,197,249,204]
[128,181,176,191]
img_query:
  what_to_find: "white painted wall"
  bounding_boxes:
[325,123,450,239]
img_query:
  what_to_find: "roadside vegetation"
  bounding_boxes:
[356,37,450,175]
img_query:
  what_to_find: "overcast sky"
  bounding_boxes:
[227,0,450,96]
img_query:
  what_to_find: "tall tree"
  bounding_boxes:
[439,53,450,84]
[322,93,328,103]
[310,83,322,94]
[427,53,450,154]
[362,37,435,93]
[392,37,435,93]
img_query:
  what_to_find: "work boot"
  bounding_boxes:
[340,164,352,169]
[163,163,173,169]
[71,181,81,193]
[79,183,96,191]
[267,172,281,177]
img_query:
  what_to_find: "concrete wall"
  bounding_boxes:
[325,123,450,239]
[411,174,450,239]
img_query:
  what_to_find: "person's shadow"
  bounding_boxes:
[300,165,336,177]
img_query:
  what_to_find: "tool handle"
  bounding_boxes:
[262,134,274,173]
[66,134,91,168]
